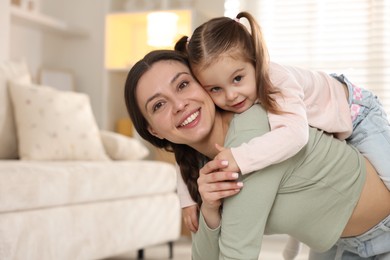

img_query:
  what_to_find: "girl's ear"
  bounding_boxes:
[147,126,163,139]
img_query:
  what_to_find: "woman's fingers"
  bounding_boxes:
[200,159,229,175]
[198,172,243,204]
[198,159,243,209]
[206,188,241,201]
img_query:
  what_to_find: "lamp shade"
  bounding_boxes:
[147,11,179,47]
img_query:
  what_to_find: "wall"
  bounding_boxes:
[41,0,107,127]
[7,0,107,127]
[5,0,225,129]
[0,1,10,61]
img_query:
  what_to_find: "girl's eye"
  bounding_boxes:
[209,86,222,93]
[233,75,243,84]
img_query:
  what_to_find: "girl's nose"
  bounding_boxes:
[226,90,238,101]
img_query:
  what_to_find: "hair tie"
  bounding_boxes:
[187,37,191,43]
[234,18,240,22]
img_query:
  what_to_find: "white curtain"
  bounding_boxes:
[238,0,390,116]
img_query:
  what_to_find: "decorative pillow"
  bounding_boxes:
[0,59,32,159]
[100,130,149,160]
[9,82,110,161]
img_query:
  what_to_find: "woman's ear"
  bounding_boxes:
[148,126,163,139]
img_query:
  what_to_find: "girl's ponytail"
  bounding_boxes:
[175,35,190,55]
[237,12,281,114]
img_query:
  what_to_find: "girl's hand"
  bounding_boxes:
[214,144,240,173]
[198,159,243,228]
[182,205,199,233]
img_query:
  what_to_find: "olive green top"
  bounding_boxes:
[192,104,366,260]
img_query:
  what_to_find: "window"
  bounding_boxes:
[233,0,390,117]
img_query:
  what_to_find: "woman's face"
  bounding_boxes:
[136,60,217,146]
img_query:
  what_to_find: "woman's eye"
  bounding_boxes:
[152,101,164,112]
[233,75,243,83]
[178,81,189,90]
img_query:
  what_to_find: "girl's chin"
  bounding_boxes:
[234,106,251,114]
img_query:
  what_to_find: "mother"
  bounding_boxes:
[124,50,390,259]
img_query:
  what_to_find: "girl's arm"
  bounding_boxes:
[176,164,197,208]
[232,77,309,174]
[231,62,353,175]
[176,165,199,232]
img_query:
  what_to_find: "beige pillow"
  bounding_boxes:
[9,82,110,161]
[0,59,32,159]
[100,130,149,160]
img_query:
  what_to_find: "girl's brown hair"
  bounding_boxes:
[124,50,204,206]
[175,11,281,114]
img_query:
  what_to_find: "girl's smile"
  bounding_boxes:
[194,54,257,114]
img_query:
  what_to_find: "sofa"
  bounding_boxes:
[0,60,181,260]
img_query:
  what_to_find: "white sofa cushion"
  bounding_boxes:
[0,59,32,159]
[9,82,109,161]
[100,130,149,160]
[0,160,177,213]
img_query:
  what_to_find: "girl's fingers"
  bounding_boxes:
[215,143,226,152]
[185,217,198,233]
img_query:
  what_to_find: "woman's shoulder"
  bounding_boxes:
[225,105,270,147]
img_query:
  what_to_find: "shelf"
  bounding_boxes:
[10,5,88,37]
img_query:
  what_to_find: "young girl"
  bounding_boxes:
[174,11,390,259]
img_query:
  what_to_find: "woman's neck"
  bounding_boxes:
[193,111,234,159]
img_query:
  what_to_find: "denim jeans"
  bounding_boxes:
[309,214,390,260]
[332,74,390,189]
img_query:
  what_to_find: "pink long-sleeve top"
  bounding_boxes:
[178,62,353,208]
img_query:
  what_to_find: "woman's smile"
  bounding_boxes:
[179,109,200,127]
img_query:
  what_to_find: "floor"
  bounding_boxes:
[110,235,310,260]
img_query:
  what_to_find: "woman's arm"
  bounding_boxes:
[197,159,242,228]
[191,159,242,259]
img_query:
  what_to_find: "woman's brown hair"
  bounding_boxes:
[175,11,281,114]
[124,50,204,206]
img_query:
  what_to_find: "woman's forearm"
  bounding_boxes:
[200,204,221,229]
[192,212,221,260]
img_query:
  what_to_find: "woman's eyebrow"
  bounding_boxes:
[145,93,161,110]
[144,71,190,110]
[171,71,189,84]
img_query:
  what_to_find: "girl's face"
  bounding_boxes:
[194,55,257,113]
[136,60,217,147]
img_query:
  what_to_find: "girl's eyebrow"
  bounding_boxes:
[144,71,190,110]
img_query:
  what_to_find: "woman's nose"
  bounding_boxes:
[173,98,188,113]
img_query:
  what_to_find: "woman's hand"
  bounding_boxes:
[182,205,199,233]
[198,159,243,229]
